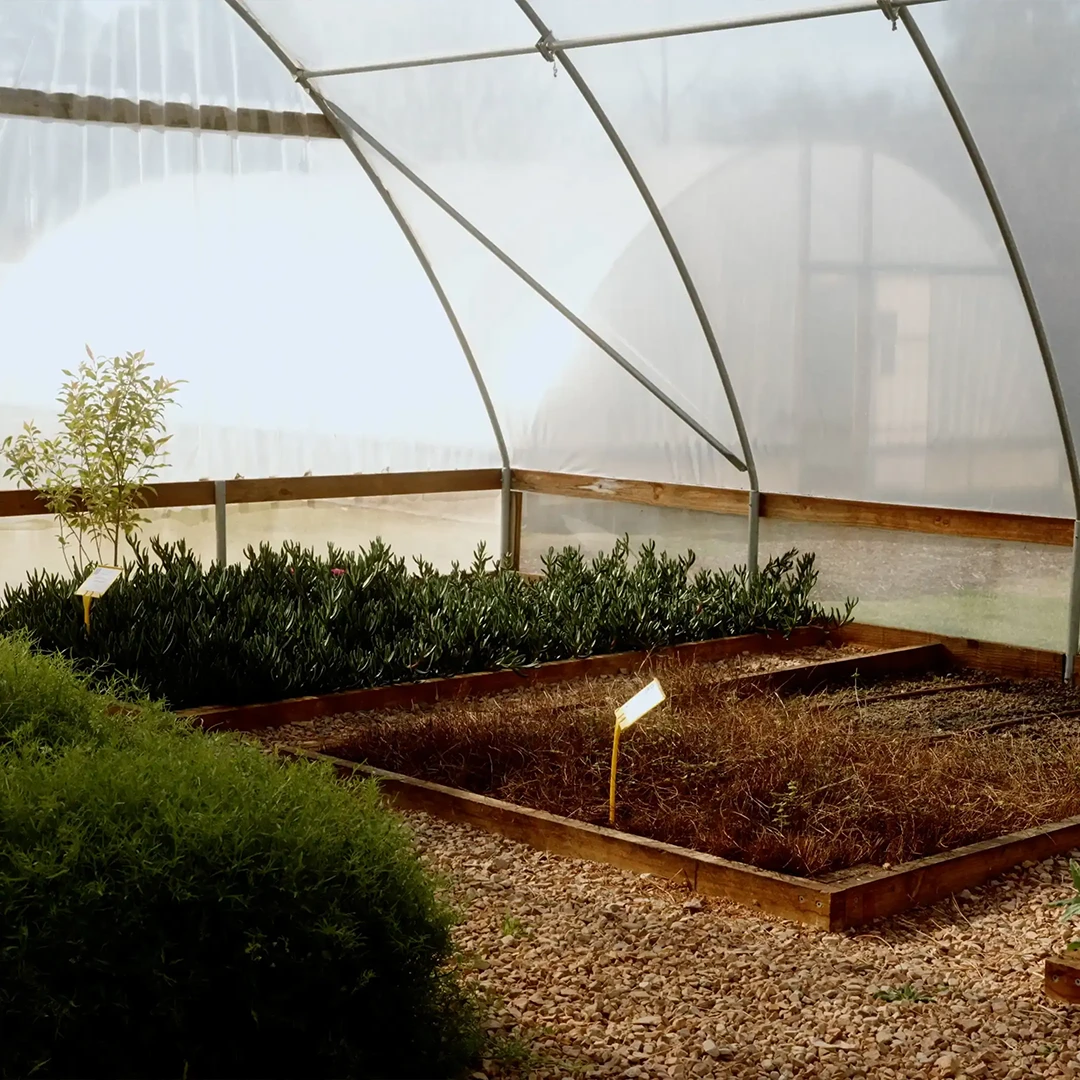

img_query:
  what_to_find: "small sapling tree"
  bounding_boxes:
[2,348,182,571]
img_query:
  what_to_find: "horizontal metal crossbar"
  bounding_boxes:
[300,0,947,80]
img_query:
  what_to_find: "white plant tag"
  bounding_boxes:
[616,678,666,731]
[75,565,123,598]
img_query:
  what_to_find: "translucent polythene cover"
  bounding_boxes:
[245,0,537,73]
[918,0,1080,502]
[0,0,308,109]
[322,53,747,487]
[0,128,503,482]
[0,0,1074,521]
[564,7,1069,514]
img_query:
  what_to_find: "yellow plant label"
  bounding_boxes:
[75,565,123,599]
[615,678,666,731]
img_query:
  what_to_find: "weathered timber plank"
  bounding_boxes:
[1045,953,1080,1004]
[721,643,949,696]
[4,466,1070,548]
[226,468,503,504]
[511,469,1071,545]
[0,470,501,517]
[761,491,1072,546]
[0,85,338,138]
[283,749,835,929]
[184,628,829,731]
[0,488,49,516]
[835,623,1066,682]
[690,854,832,926]
[0,480,217,516]
[831,815,1080,930]
[141,481,219,510]
[511,469,749,516]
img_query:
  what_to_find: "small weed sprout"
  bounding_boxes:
[1052,859,1080,951]
[771,779,801,830]
[500,914,529,939]
[873,984,938,1003]
[487,1032,540,1071]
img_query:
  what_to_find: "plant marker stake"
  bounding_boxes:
[609,678,666,826]
[74,565,123,634]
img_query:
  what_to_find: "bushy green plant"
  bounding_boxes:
[1,348,181,570]
[0,535,855,709]
[0,631,169,752]
[0,636,482,1079]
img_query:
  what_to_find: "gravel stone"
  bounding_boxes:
[405,812,1080,1079]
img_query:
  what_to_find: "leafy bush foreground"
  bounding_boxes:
[0,535,855,708]
[0,634,482,1079]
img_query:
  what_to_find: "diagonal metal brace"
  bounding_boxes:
[324,102,747,473]
[515,0,762,569]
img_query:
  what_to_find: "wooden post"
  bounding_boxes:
[509,490,524,572]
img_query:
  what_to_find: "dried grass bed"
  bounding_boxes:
[254,651,1080,878]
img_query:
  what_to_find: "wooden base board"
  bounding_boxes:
[183,627,836,731]
[185,621,1075,734]
[1045,953,1080,1004]
[718,643,947,696]
[280,747,1080,932]
[835,623,1070,683]
[283,748,835,928]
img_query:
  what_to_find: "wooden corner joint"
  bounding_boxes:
[1045,952,1080,1004]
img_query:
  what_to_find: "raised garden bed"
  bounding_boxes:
[277,746,1080,931]
[1,537,854,709]
[191,624,1080,930]
[194,630,1080,933]
[257,646,1080,878]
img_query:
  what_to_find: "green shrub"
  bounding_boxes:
[0,639,482,1079]
[0,631,173,752]
[0,536,855,709]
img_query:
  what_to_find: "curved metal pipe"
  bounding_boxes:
[899,7,1080,679]
[514,0,761,572]
[223,0,516,561]
[324,101,747,474]
[327,115,517,562]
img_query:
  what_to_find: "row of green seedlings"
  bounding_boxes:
[0,534,856,709]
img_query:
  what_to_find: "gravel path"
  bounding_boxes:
[408,813,1080,1080]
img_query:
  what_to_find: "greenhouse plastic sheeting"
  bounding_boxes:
[0,0,1076,519]
[520,492,1071,653]
[0,0,308,109]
